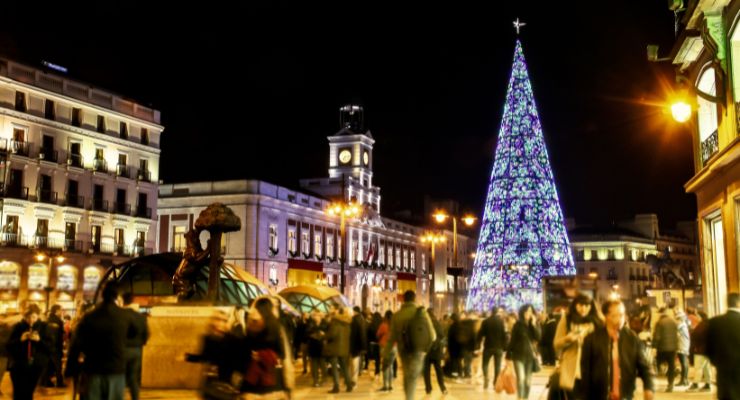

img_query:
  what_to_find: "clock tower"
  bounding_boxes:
[300,104,381,212]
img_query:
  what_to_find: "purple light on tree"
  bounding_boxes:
[466,40,575,311]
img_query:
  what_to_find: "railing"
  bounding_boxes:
[90,199,108,212]
[38,148,58,163]
[93,158,108,173]
[32,235,48,248]
[4,186,29,200]
[0,233,28,247]
[112,202,131,215]
[137,169,151,182]
[9,140,30,157]
[64,194,85,208]
[116,164,131,178]
[37,190,57,204]
[701,130,719,166]
[134,206,152,219]
[88,241,101,254]
[64,239,83,252]
[67,154,84,168]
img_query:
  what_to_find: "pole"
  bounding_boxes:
[429,241,436,309]
[340,214,346,295]
[452,217,459,313]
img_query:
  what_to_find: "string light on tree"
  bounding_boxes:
[466,38,575,311]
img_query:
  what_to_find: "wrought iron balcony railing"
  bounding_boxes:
[134,206,152,219]
[67,154,84,168]
[64,194,85,208]
[701,130,719,166]
[90,199,108,212]
[9,140,30,157]
[137,169,151,182]
[112,202,131,215]
[37,190,57,204]
[116,164,131,178]
[38,148,58,163]
[3,185,29,200]
[93,158,108,173]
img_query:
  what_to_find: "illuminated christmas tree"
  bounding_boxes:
[466,40,575,311]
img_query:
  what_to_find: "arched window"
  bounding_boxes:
[57,266,77,291]
[0,261,20,289]
[83,266,101,292]
[27,263,49,290]
[697,67,719,161]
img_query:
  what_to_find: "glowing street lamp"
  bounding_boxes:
[671,101,692,123]
[326,201,361,294]
[432,210,477,312]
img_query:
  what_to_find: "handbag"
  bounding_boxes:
[529,340,542,373]
[494,362,517,395]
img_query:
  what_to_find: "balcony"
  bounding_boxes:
[112,202,131,215]
[3,185,29,200]
[64,194,85,208]
[67,154,84,168]
[32,235,48,248]
[701,130,719,166]
[116,164,132,179]
[0,233,28,247]
[38,148,58,163]
[90,199,108,212]
[134,206,152,219]
[93,158,108,173]
[9,140,30,157]
[64,239,82,252]
[137,169,151,182]
[37,190,57,204]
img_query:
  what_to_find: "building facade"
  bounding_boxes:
[569,214,698,306]
[0,59,162,313]
[669,0,740,315]
[157,105,475,313]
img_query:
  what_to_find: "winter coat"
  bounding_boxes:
[427,317,445,361]
[506,320,541,362]
[689,319,707,355]
[7,319,51,371]
[381,302,435,358]
[476,314,507,351]
[322,311,352,358]
[553,314,596,390]
[350,313,368,356]
[305,319,326,358]
[377,321,391,348]
[675,312,690,355]
[652,315,678,352]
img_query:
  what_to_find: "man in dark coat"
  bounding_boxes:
[476,307,507,388]
[652,308,678,392]
[122,293,149,400]
[349,306,367,385]
[66,281,133,400]
[581,300,654,400]
[42,304,66,388]
[706,292,740,400]
[423,308,447,395]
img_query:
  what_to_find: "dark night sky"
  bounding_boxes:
[0,2,697,228]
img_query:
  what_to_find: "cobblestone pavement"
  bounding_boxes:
[16,364,714,400]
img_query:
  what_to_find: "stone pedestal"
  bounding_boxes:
[142,305,233,388]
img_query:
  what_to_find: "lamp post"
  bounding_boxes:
[35,251,65,312]
[326,201,360,295]
[421,232,445,311]
[433,210,476,313]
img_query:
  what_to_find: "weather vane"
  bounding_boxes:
[513,18,526,35]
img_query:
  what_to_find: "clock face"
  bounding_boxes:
[339,149,352,164]
[363,151,369,166]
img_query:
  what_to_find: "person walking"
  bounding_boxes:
[7,305,50,400]
[382,290,435,400]
[552,294,602,399]
[580,300,655,400]
[66,281,133,400]
[305,311,327,387]
[323,306,353,393]
[706,293,740,400]
[674,309,690,387]
[477,306,507,389]
[41,304,66,388]
[652,308,678,392]
[377,310,394,392]
[687,311,711,393]
[506,304,541,400]
[349,306,367,385]
[423,308,447,395]
[122,293,149,400]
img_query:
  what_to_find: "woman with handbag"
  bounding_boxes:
[506,304,541,400]
[552,294,603,399]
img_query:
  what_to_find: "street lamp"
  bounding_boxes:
[433,210,476,312]
[421,232,445,311]
[35,252,65,312]
[326,201,361,295]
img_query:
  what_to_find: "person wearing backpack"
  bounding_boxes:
[382,290,435,400]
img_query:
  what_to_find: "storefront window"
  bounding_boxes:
[83,267,101,292]
[57,266,77,292]
[27,264,49,290]
[0,261,20,289]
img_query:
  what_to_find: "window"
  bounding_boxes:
[91,226,102,252]
[402,249,408,268]
[0,261,20,289]
[410,251,415,270]
[35,219,49,247]
[118,153,127,166]
[421,253,426,272]
[379,244,385,265]
[114,228,124,252]
[28,264,48,289]
[44,99,55,120]
[269,224,278,250]
[288,229,297,253]
[352,240,359,263]
[172,225,187,252]
[83,267,100,292]
[697,67,719,162]
[135,231,146,250]
[314,232,322,257]
[326,235,334,259]
[97,116,106,133]
[71,108,82,127]
[141,128,149,145]
[706,214,727,315]
[138,159,149,181]
[395,248,401,267]
[57,266,76,291]
[119,122,128,139]
[269,265,277,281]
[14,92,26,112]
[301,232,309,255]
[65,222,76,247]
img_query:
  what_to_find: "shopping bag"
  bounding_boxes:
[494,362,517,395]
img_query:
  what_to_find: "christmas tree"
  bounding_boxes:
[466,40,575,311]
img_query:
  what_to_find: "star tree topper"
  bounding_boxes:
[513,18,526,35]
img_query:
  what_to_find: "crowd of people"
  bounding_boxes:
[1,284,738,400]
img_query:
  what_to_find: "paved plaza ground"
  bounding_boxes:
[9,363,715,400]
